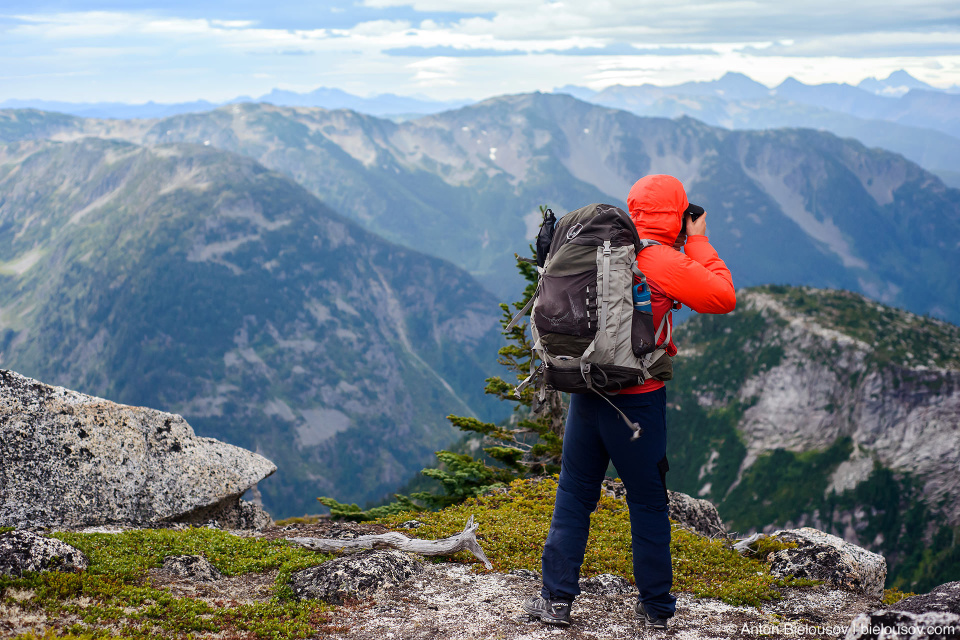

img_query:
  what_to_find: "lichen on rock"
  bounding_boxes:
[768,527,887,597]
[289,548,423,604]
[0,368,276,529]
[0,530,88,576]
[161,555,223,582]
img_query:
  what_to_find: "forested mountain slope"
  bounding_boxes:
[667,285,960,591]
[0,137,506,517]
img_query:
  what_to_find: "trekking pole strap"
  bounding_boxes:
[506,284,539,331]
[514,363,542,398]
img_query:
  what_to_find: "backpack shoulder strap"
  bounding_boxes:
[635,238,678,346]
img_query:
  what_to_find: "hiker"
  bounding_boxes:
[524,174,736,630]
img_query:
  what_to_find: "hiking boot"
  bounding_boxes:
[635,601,669,630]
[523,596,571,626]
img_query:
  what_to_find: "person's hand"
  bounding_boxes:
[673,231,687,251]
[686,211,707,237]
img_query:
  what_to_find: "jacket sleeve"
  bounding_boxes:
[655,235,736,314]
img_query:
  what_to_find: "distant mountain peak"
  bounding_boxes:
[775,76,806,89]
[718,71,764,85]
[858,69,935,97]
[552,84,598,101]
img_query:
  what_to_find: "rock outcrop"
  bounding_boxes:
[161,555,223,582]
[769,528,887,597]
[289,549,423,604]
[601,479,726,537]
[893,582,960,616]
[0,369,276,528]
[579,573,635,596]
[843,581,960,639]
[0,530,88,576]
[732,291,960,527]
[667,490,727,537]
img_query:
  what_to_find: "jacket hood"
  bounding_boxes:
[627,174,688,245]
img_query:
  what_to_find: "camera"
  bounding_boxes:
[684,203,705,222]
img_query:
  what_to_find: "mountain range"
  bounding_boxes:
[567,72,960,188]
[0,136,505,517]
[4,92,958,323]
[5,69,958,185]
[0,89,470,121]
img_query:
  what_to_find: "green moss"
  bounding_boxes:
[747,537,798,558]
[0,528,334,639]
[376,476,810,607]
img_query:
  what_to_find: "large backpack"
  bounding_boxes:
[510,203,674,439]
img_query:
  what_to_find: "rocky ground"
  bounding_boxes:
[320,561,879,640]
[4,517,958,640]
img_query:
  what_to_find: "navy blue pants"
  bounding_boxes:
[540,388,676,618]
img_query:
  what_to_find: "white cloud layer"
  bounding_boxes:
[0,2,957,102]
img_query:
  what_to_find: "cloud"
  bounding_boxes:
[385,45,526,57]
[738,32,960,58]
[1,2,959,103]
[545,44,718,56]
[210,19,255,28]
[407,56,464,87]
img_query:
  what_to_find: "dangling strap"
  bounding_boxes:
[506,283,539,331]
[514,359,543,399]
[581,362,644,441]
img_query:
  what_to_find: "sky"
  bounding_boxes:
[1,0,959,104]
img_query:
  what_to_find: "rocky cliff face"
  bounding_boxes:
[737,292,960,524]
[0,137,505,517]
[666,285,960,590]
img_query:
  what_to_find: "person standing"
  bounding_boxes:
[523,174,736,630]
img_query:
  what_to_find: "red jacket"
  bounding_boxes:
[621,174,736,393]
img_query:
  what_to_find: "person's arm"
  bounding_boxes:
[657,213,736,314]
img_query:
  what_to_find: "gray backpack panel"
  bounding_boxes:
[513,203,674,439]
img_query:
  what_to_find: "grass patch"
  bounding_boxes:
[0,527,334,639]
[882,587,915,606]
[273,515,324,527]
[376,476,813,607]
